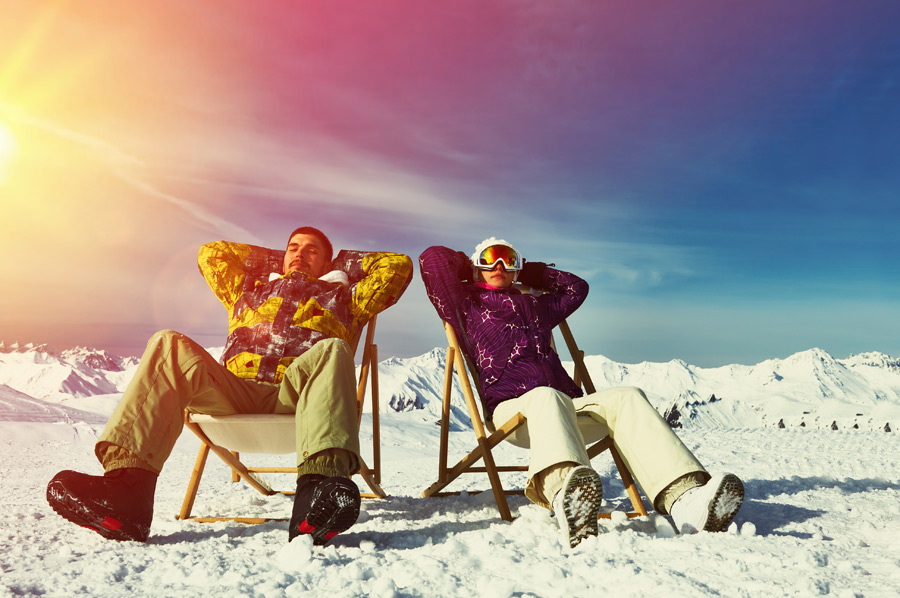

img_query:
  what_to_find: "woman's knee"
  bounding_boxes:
[524,387,577,416]
[617,386,654,412]
[622,386,649,401]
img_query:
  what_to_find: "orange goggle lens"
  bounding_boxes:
[476,244,522,271]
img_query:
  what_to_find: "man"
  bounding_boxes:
[47,227,413,545]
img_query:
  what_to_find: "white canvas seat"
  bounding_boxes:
[186,414,296,454]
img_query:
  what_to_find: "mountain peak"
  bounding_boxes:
[0,341,131,370]
[844,351,900,371]
[60,347,127,372]
[0,341,55,355]
[793,347,836,361]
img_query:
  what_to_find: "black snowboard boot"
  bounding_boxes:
[289,474,361,545]
[46,468,157,542]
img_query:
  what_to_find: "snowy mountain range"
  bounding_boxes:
[372,347,900,432]
[2,341,898,432]
[0,341,140,401]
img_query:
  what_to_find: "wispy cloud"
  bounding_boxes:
[163,119,475,229]
[6,106,262,244]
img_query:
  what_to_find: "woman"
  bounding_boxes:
[420,238,744,548]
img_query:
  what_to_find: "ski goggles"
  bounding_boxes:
[474,244,523,271]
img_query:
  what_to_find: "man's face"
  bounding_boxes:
[477,262,516,288]
[283,233,329,277]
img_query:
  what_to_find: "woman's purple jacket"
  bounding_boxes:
[419,246,589,419]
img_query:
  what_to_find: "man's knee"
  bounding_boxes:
[284,337,354,383]
[311,337,354,371]
[316,337,352,358]
[143,330,212,371]
[147,329,191,351]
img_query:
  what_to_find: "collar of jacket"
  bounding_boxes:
[471,282,520,293]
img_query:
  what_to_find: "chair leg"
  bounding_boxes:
[370,344,381,485]
[587,436,649,518]
[355,320,384,492]
[357,457,386,499]
[230,451,240,483]
[422,413,526,522]
[609,444,649,517]
[184,421,273,495]
[178,443,210,520]
[437,346,455,483]
[209,445,273,495]
[479,437,513,521]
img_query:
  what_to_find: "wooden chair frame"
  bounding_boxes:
[177,316,383,524]
[422,317,649,522]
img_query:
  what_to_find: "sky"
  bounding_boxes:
[1,0,898,367]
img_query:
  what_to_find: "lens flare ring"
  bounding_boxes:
[0,121,19,184]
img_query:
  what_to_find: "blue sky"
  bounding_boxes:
[1,1,898,366]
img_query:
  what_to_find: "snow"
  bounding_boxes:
[2,344,900,597]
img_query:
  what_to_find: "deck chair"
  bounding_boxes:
[176,315,384,524]
[422,311,649,522]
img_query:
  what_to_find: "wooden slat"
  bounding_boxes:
[177,442,210,520]
[370,343,381,485]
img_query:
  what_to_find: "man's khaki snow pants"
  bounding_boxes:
[97,330,360,477]
[490,386,708,512]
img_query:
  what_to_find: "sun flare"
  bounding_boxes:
[0,121,18,183]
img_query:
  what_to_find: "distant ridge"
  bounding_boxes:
[0,341,140,401]
[1,341,897,431]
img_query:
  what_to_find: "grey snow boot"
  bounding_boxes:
[552,466,603,548]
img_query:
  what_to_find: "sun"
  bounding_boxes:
[0,120,18,184]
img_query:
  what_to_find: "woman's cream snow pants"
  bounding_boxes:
[490,385,706,511]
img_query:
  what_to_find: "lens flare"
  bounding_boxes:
[0,121,18,184]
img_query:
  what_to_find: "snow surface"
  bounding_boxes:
[2,344,899,597]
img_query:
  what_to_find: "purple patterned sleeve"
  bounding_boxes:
[419,246,470,324]
[538,267,589,328]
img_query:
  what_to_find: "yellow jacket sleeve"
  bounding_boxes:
[198,241,283,310]
[351,252,414,323]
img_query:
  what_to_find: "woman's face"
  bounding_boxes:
[477,262,516,288]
